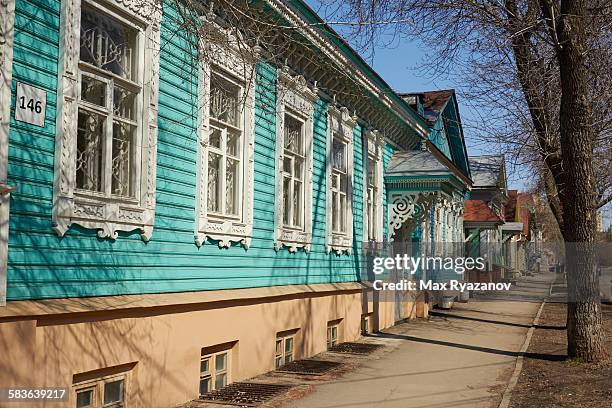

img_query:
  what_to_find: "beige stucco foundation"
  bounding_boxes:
[0,283,402,408]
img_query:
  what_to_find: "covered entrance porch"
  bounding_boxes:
[385,150,469,318]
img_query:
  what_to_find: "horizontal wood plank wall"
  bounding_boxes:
[5,0,374,301]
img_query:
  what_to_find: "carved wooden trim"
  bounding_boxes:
[274,68,317,252]
[52,0,162,241]
[362,129,384,243]
[326,105,356,254]
[195,29,257,249]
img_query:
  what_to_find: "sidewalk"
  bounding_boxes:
[284,273,554,408]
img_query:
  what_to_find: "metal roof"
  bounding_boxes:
[469,155,505,187]
[386,150,455,177]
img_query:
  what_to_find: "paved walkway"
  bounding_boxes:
[285,274,554,408]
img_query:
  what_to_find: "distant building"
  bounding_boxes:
[463,155,509,282]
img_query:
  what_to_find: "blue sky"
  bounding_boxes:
[304,1,523,186]
[304,1,611,228]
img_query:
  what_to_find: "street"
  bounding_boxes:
[284,275,553,408]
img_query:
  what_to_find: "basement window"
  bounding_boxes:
[199,347,231,396]
[275,334,295,368]
[327,325,338,349]
[74,375,125,408]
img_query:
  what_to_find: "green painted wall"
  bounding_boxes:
[428,119,452,160]
[4,0,386,301]
[442,99,470,178]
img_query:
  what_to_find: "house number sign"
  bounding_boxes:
[15,82,47,127]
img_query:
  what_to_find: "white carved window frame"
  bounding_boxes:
[274,68,317,253]
[363,130,384,243]
[326,106,356,254]
[52,0,161,241]
[195,27,256,249]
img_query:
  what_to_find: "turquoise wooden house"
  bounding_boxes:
[0,0,472,406]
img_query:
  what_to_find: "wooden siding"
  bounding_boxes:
[4,0,384,300]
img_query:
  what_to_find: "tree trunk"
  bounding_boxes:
[556,0,607,362]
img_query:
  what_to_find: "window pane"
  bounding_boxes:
[367,158,375,186]
[207,153,221,212]
[282,177,291,226]
[339,174,348,193]
[293,181,302,228]
[103,379,124,405]
[284,115,303,154]
[113,86,136,120]
[199,378,211,395]
[226,159,239,216]
[76,110,104,192]
[226,131,240,157]
[81,76,106,107]
[332,191,338,231]
[215,373,227,390]
[276,339,282,354]
[80,7,136,80]
[332,139,346,171]
[111,122,134,197]
[210,74,239,126]
[331,173,338,190]
[285,337,293,353]
[294,157,304,181]
[200,358,210,374]
[209,128,222,149]
[340,194,347,232]
[285,353,293,364]
[275,356,282,368]
[215,353,227,371]
[283,157,292,174]
[76,389,93,408]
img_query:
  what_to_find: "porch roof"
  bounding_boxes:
[386,150,454,177]
[384,150,467,192]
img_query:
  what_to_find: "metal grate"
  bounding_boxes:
[328,342,383,355]
[199,382,293,407]
[275,359,343,375]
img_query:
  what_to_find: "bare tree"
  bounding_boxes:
[314,0,610,361]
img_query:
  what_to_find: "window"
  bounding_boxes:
[77,7,138,197]
[326,106,355,254]
[74,375,126,408]
[331,138,348,234]
[195,32,256,248]
[199,350,230,396]
[282,113,306,229]
[53,0,161,240]
[366,156,377,240]
[275,334,294,368]
[274,70,316,252]
[207,73,242,218]
[327,325,338,349]
[364,130,383,243]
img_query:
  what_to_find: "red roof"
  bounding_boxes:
[422,90,454,114]
[464,200,503,223]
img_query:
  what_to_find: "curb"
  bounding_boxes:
[497,279,553,408]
